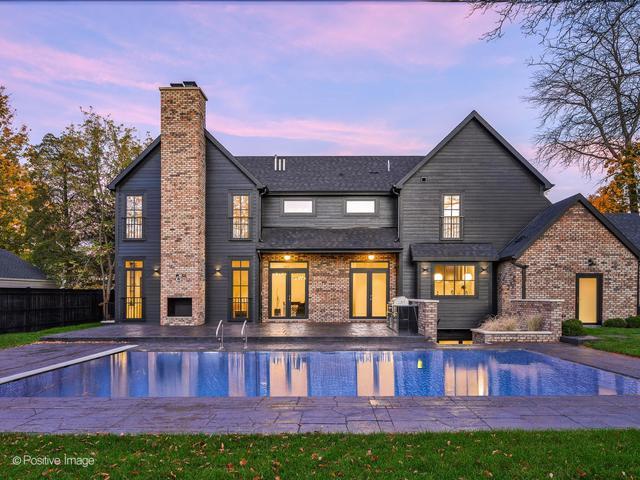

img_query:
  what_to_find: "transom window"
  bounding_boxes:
[125,195,143,239]
[283,199,314,214]
[433,264,475,296]
[346,200,376,214]
[232,194,250,239]
[441,194,462,239]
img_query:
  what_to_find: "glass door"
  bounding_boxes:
[350,262,389,318]
[124,260,143,320]
[269,262,308,319]
[577,274,602,324]
[230,260,250,321]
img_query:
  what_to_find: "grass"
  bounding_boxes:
[0,323,101,350]
[585,326,640,358]
[1,431,639,479]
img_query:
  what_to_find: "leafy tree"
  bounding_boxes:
[472,1,640,212]
[27,109,150,318]
[0,85,32,253]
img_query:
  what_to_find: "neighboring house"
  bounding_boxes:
[0,249,56,288]
[107,82,640,337]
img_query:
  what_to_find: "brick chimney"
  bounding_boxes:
[159,82,207,326]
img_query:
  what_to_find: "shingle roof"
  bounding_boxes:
[0,249,48,280]
[235,156,422,193]
[258,227,401,251]
[499,194,640,259]
[410,243,498,261]
[606,213,640,250]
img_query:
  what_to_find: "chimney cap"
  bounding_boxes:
[161,81,207,100]
[183,81,198,87]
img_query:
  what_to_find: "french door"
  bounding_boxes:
[350,262,389,318]
[269,262,308,319]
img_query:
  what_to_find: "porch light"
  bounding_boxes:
[434,272,444,281]
[464,272,473,281]
[214,265,222,277]
[367,254,375,260]
[283,254,291,261]
[153,266,161,275]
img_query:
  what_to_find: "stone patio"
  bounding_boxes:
[0,339,639,433]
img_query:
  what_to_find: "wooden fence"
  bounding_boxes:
[0,288,104,333]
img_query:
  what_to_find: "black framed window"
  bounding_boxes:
[125,195,143,239]
[269,261,308,319]
[350,261,389,318]
[433,264,475,297]
[441,194,462,240]
[231,260,250,320]
[124,260,144,320]
[231,194,250,239]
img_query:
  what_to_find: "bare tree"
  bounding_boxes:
[472,1,640,212]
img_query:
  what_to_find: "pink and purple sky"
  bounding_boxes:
[0,2,603,200]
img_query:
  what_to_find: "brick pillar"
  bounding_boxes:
[159,82,207,326]
[413,299,438,342]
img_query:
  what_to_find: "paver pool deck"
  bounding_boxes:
[1,336,640,434]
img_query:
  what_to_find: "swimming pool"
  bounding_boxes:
[1,350,639,398]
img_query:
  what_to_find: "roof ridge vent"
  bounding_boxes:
[274,155,286,171]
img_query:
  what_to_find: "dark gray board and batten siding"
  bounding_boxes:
[205,140,260,324]
[115,139,261,324]
[399,119,550,329]
[262,195,396,229]
[114,143,162,323]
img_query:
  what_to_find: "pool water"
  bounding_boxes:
[1,350,639,398]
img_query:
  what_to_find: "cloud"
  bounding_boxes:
[0,37,156,91]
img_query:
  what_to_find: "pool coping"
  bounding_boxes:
[0,344,137,385]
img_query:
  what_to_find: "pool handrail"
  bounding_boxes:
[216,320,224,350]
[241,320,248,349]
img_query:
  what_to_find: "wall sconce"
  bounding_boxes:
[214,265,222,277]
[434,272,444,281]
[367,254,375,261]
[587,258,596,267]
[153,266,161,275]
[283,254,291,261]
[480,266,488,274]
[421,265,429,275]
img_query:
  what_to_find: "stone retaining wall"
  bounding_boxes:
[503,298,564,341]
[471,329,556,344]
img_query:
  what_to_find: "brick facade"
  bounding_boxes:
[497,203,638,322]
[159,85,207,326]
[413,299,438,341]
[260,253,397,323]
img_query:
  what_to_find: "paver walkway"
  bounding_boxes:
[0,395,638,434]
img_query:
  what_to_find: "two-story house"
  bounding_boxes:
[108,82,640,339]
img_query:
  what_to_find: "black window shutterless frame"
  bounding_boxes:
[268,262,309,319]
[349,262,389,319]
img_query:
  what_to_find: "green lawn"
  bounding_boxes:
[585,327,640,357]
[0,323,101,350]
[1,431,639,479]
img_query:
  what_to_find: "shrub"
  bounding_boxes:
[480,315,518,331]
[603,318,627,328]
[562,319,587,337]
[625,316,640,328]
[526,316,545,331]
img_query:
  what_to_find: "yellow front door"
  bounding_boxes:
[577,275,600,324]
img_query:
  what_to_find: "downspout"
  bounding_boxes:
[257,186,268,242]
[392,185,402,296]
[511,260,528,299]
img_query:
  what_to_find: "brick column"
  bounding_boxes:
[159,83,207,326]
[412,299,438,342]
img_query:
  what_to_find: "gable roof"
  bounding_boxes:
[394,110,553,190]
[0,249,49,280]
[499,194,640,259]
[606,213,640,250]
[107,131,264,191]
[236,156,422,193]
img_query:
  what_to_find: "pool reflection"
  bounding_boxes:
[1,350,639,398]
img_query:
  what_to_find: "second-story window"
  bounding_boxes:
[125,195,143,239]
[345,199,376,215]
[283,199,314,214]
[441,194,462,240]
[232,194,250,239]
